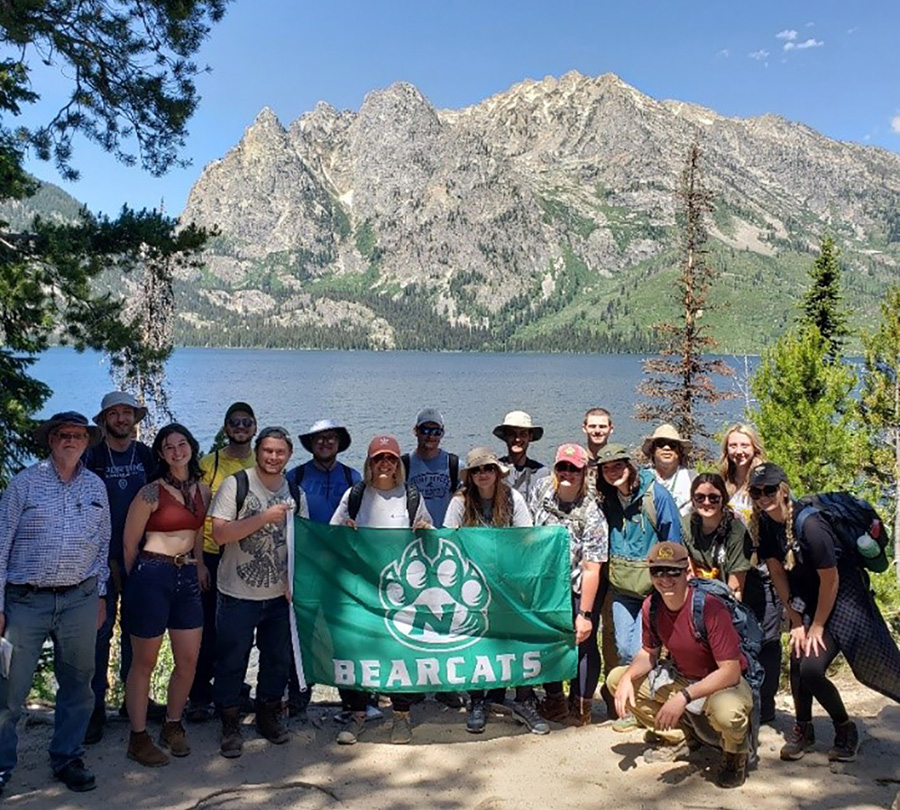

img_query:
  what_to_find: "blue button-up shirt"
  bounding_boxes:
[0,459,110,611]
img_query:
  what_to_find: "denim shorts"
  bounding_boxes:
[124,556,202,638]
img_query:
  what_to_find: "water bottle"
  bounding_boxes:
[856,519,882,559]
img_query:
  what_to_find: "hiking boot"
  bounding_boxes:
[220,708,244,759]
[563,695,593,727]
[538,692,569,723]
[53,758,97,792]
[288,688,312,720]
[643,743,686,764]
[435,692,464,709]
[84,705,105,745]
[827,720,859,762]
[717,751,748,789]
[336,713,366,745]
[612,715,639,733]
[780,721,815,761]
[127,730,170,768]
[159,720,191,757]
[256,699,289,744]
[600,683,618,720]
[683,723,702,753]
[390,711,412,745]
[466,699,487,734]
[511,698,550,735]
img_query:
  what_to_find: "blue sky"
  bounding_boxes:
[20,0,900,217]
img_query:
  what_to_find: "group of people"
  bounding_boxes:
[1,394,898,795]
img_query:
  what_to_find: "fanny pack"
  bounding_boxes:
[608,555,652,598]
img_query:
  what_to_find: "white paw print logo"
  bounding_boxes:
[379,538,491,652]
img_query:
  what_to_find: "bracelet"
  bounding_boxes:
[680,687,692,704]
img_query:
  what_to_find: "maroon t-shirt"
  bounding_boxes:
[642,590,747,682]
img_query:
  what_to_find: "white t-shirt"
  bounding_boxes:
[330,485,433,529]
[443,486,533,528]
[655,467,695,517]
[209,467,308,600]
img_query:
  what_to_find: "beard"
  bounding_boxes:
[106,423,133,440]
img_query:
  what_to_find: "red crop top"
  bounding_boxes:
[145,484,206,533]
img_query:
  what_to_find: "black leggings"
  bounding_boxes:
[545,590,603,700]
[790,624,848,725]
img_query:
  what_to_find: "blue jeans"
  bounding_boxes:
[611,592,645,665]
[213,593,290,709]
[92,567,132,709]
[0,577,98,778]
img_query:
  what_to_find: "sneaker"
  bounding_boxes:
[827,720,859,762]
[780,721,815,761]
[84,706,105,745]
[612,715,639,733]
[127,730,170,768]
[511,698,550,735]
[717,751,748,789]
[435,692,464,709]
[186,700,214,723]
[54,758,97,792]
[390,711,412,745]
[220,708,244,759]
[466,699,486,734]
[159,720,191,757]
[336,713,366,745]
[643,744,686,764]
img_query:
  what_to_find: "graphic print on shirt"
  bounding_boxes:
[379,537,490,652]
[236,490,287,589]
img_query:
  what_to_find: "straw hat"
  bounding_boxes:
[640,424,692,458]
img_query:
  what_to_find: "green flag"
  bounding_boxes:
[291,518,576,692]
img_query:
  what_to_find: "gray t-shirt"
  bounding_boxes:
[209,467,308,600]
[330,485,432,528]
[406,450,455,527]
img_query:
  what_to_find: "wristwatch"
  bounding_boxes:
[578,609,592,618]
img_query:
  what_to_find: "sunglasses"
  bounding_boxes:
[555,462,582,474]
[653,440,678,450]
[470,465,498,475]
[56,431,89,441]
[749,484,779,500]
[371,453,398,464]
[417,426,444,437]
[692,492,722,505]
[650,567,686,578]
[227,417,255,429]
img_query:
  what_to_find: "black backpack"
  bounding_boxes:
[234,469,303,515]
[795,492,888,574]
[346,481,421,527]
[400,452,460,493]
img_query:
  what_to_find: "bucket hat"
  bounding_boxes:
[34,411,102,450]
[460,447,509,482]
[299,419,351,453]
[492,410,544,442]
[93,391,148,425]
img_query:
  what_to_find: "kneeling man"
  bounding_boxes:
[606,542,752,789]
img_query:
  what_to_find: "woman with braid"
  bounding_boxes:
[122,425,210,767]
[751,463,900,763]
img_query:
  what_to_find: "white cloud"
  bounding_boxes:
[891,115,900,135]
[716,48,730,58]
[776,29,798,41]
[784,38,824,51]
[749,49,769,60]
[806,21,815,28]
[847,26,858,34]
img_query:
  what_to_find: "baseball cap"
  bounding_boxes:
[225,401,255,421]
[748,463,789,489]
[647,542,690,569]
[554,443,589,469]
[415,408,444,428]
[367,435,401,458]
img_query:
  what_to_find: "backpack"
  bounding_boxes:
[291,461,354,490]
[346,481,421,527]
[401,452,460,493]
[795,492,888,574]
[234,469,303,515]
[649,578,765,694]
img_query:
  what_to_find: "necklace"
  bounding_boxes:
[106,441,138,490]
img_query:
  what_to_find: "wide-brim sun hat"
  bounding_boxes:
[34,411,103,450]
[492,410,544,442]
[299,418,351,453]
[93,391,148,425]
[460,447,509,482]
[641,423,692,459]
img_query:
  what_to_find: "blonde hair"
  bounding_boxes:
[458,480,514,527]
[363,455,406,487]
[552,465,588,499]
[719,424,767,496]
[749,480,796,569]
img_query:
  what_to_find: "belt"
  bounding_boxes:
[8,575,96,595]
[139,550,197,567]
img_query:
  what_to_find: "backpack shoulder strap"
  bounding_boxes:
[690,585,709,644]
[287,477,302,514]
[405,484,422,527]
[449,453,459,492]
[348,481,367,521]
[293,463,305,486]
[648,590,661,644]
[643,484,658,531]
[400,453,410,479]
[235,468,249,515]
[794,505,818,540]
[212,449,221,484]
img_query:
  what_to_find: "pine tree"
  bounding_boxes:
[748,325,858,494]
[636,141,733,460]
[859,286,900,581]
[801,235,849,362]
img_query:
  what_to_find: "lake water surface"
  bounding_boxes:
[32,348,753,469]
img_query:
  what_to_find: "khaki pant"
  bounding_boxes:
[606,665,753,754]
